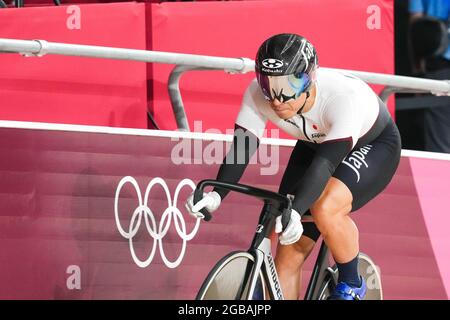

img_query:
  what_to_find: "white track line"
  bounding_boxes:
[0,120,449,161]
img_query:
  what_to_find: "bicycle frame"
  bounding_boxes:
[304,240,338,300]
[246,238,283,300]
[242,204,337,300]
[194,179,338,300]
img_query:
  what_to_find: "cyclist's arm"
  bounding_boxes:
[409,0,424,21]
[409,0,424,15]
[212,124,260,199]
[212,79,268,199]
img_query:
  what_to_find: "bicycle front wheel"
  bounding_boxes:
[196,251,266,300]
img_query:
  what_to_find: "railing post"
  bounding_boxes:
[168,65,217,131]
[378,86,430,104]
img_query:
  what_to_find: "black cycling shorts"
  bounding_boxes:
[279,118,402,242]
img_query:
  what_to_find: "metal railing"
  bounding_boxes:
[1,38,450,131]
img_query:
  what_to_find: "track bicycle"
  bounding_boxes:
[193,179,383,300]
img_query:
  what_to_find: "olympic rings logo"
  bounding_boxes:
[114,176,200,269]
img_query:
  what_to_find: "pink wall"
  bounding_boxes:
[149,0,394,135]
[0,3,148,128]
[0,1,394,133]
[0,124,448,299]
[410,157,450,298]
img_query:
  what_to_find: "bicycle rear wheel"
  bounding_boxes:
[316,252,383,300]
[358,252,383,300]
[196,251,266,300]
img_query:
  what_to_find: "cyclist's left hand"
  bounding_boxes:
[275,209,303,245]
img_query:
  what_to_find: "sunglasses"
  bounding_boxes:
[256,72,312,103]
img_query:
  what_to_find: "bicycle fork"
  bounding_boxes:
[242,238,284,300]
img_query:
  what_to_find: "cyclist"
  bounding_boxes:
[186,33,401,300]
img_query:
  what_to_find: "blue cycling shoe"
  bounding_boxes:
[327,276,367,300]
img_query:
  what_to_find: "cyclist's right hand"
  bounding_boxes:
[185,191,222,219]
[275,208,303,245]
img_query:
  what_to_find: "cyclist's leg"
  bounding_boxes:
[275,140,321,299]
[274,236,315,299]
[310,177,356,268]
[310,119,401,295]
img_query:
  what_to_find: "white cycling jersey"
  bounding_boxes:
[213,68,395,216]
[236,68,381,149]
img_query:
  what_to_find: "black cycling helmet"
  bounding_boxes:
[255,33,318,102]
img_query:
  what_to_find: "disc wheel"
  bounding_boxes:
[316,252,383,300]
[196,251,266,300]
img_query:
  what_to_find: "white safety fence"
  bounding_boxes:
[1,37,450,130]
